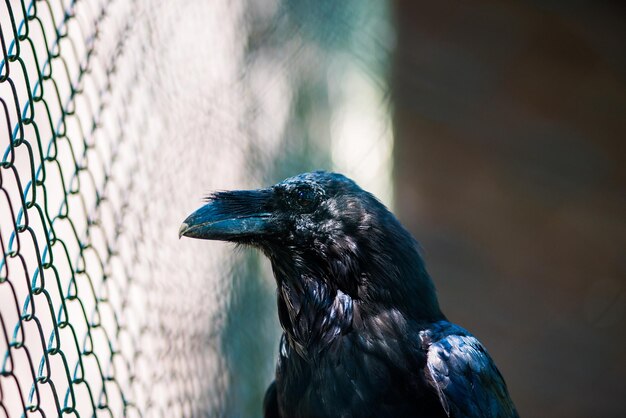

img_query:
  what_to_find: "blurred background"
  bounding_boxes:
[0,0,624,417]
[393,2,625,418]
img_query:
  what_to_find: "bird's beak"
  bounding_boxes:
[179,189,275,241]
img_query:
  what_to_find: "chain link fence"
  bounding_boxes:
[0,0,393,416]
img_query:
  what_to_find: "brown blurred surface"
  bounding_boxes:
[391,1,626,417]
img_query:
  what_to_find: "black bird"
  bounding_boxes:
[180,171,519,418]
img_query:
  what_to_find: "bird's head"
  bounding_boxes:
[180,172,368,252]
[180,171,442,321]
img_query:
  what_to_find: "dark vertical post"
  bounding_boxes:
[391,2,626,417]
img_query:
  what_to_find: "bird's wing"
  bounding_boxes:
[263,380,281,418]
[424,332,519,418]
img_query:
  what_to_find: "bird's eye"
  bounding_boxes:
[293,185,317,211]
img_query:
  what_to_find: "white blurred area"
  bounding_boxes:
[0,0,393,416]
[329,59,394,207]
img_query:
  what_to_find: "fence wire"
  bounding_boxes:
[0,0,393,416]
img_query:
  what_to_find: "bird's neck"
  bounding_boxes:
[356,241,444,322]
[273,266,353,360]
[268,242,444,360]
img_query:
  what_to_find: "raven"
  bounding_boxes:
[180,171,519,418]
